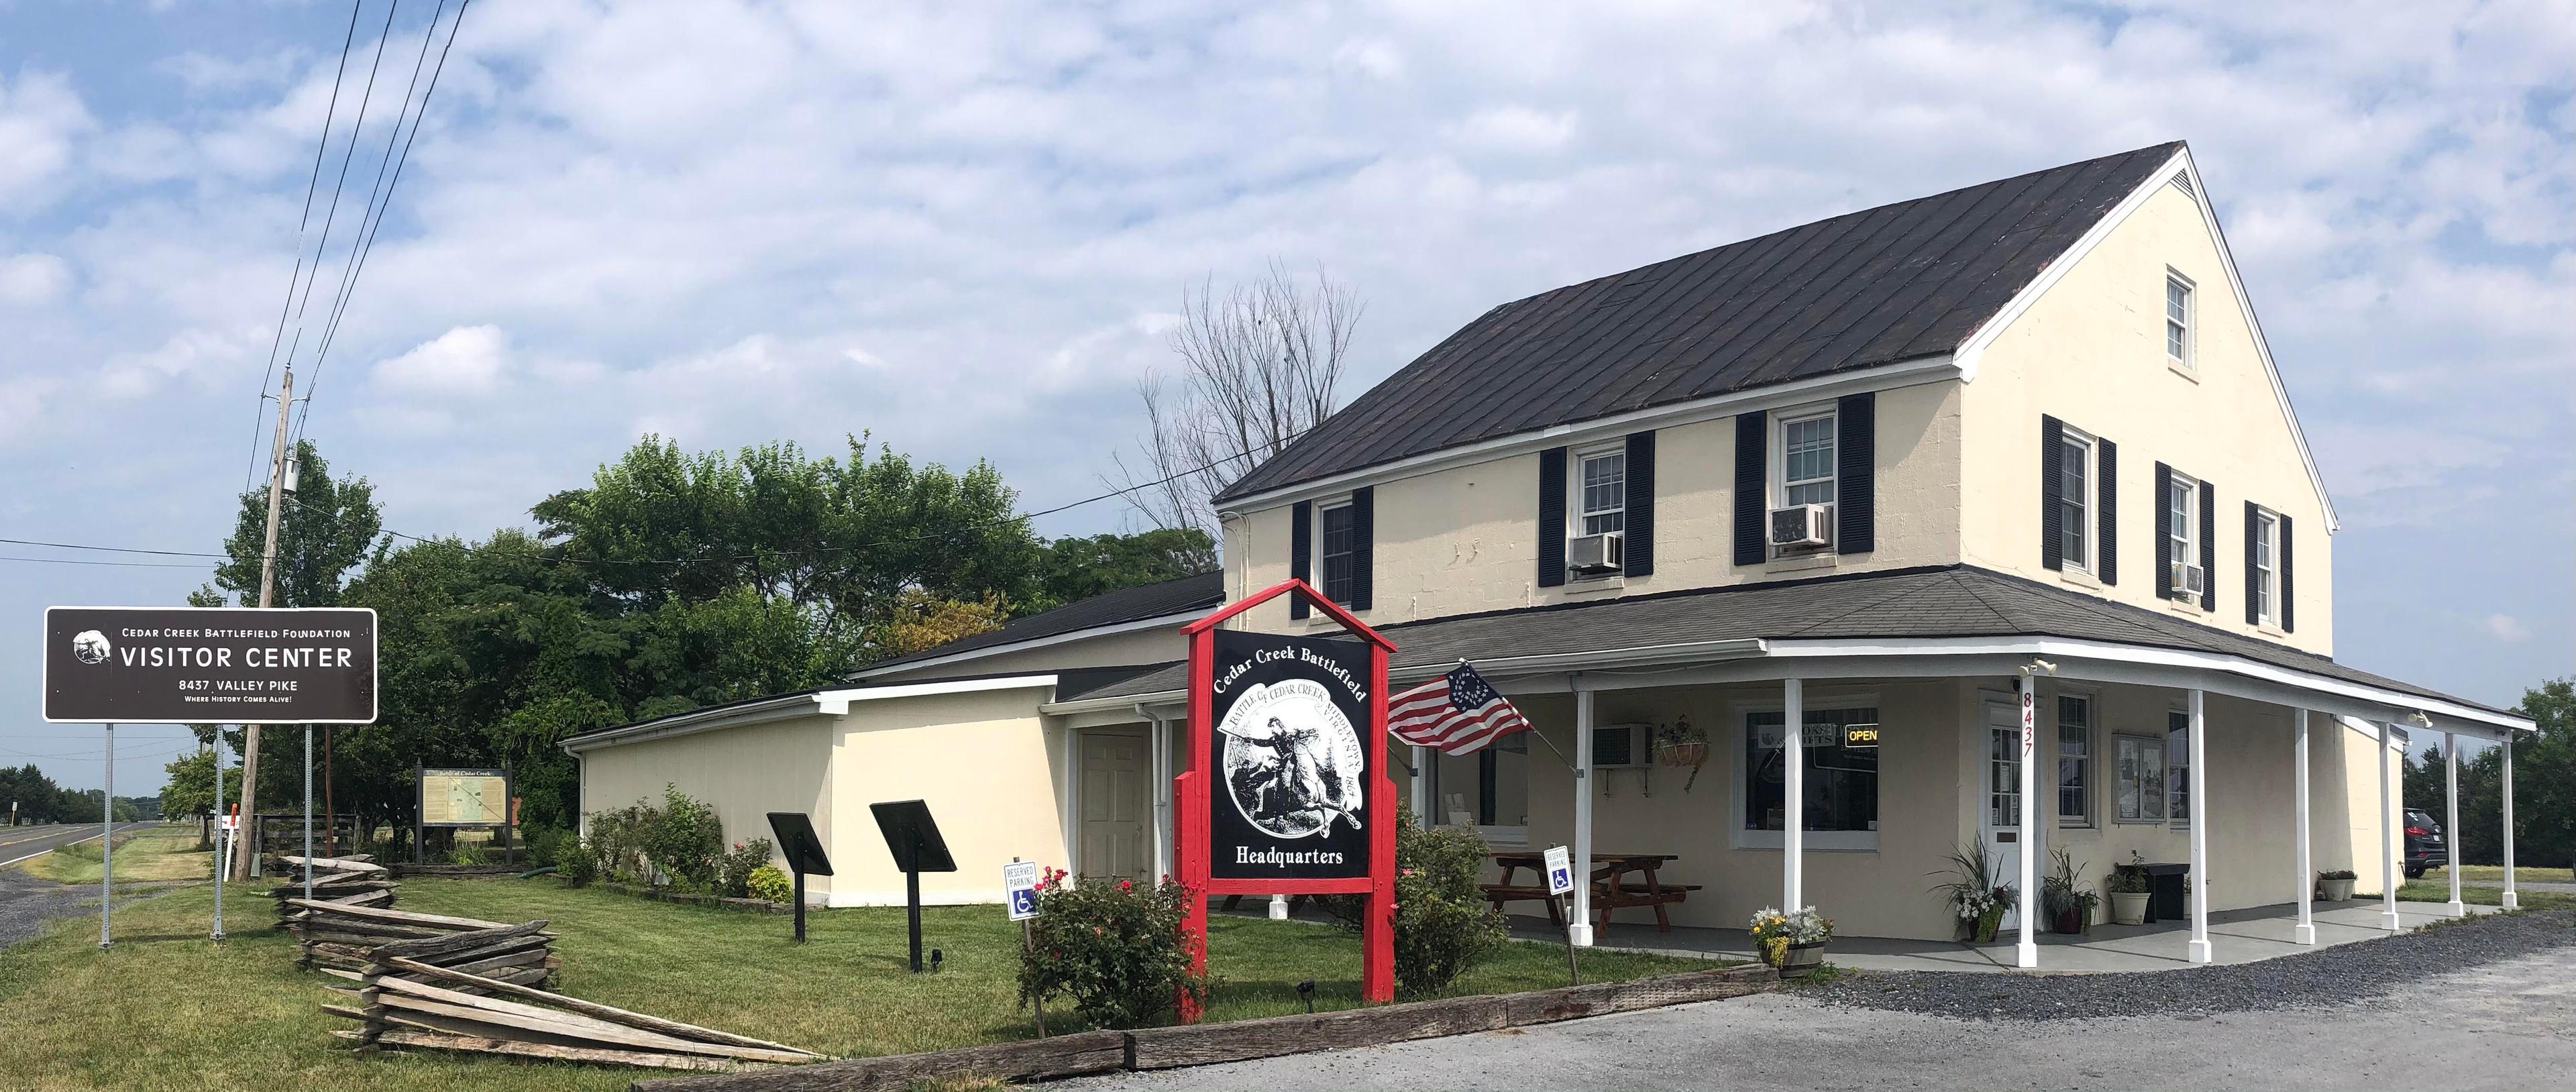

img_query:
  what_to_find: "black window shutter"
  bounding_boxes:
[2198,479,2217,611]
[1289,500,1312,620]
[1733,411,1766,565]
[1836,392,1874,554]
[2153,462,2174,599]
[2096,438,2118,586]
[1538,447,1568,588]
[2243,500,2261,626]
[1349,486,1374,612]
[1623,431,1656,577]
[2280,514,2296,632]
[2039,415,2064,571]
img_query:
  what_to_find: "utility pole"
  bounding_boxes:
[233,365,293,880]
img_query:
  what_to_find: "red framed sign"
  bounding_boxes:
[1175,578,1396,1012]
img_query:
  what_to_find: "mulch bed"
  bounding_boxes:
[1808,906,2576,1021]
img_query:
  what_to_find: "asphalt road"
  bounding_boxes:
[0,821,158,950]
[1071,946,2576,1091]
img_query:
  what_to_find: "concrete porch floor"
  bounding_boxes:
[1513,899,2495,973]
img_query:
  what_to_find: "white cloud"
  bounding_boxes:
[372,325,512,397]
[0,253,70,306]
[2482,614,2532,643]
[0,70,92,205]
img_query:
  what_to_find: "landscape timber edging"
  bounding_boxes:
[588,882,794,915]
[627,963,1776,1092]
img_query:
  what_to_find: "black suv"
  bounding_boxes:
[2403,809,2447,879]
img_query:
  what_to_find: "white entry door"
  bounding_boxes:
[1978,696,2041,933]
[1079,730,1149,881]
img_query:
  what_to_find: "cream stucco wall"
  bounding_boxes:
[575,713,837,892]
[861,626,1185,683]
[1960,180,2333,653]
[1223,379,1966,634]
[825,685,1072,906]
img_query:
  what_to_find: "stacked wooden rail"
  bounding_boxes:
[292,901,561,988]
[321,933,822,1072]
[273,855,397,930]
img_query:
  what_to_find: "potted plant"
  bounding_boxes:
[1931,846,2007,942]
[2041,848,2099,935]
[2318,869,2357,902]
[2105,852,2151,925]
[1654,716,1709,789]
[1749,906,1833,976]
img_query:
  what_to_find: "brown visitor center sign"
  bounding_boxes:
[41,606,378,724]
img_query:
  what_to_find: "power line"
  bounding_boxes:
[297,0,470,451]
[246,0,368,500]
[0,555,220,570]
[0,537,227,558]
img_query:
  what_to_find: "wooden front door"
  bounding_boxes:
[1079,730,1149,881]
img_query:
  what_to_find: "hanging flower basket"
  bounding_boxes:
[1652,716,1708,787]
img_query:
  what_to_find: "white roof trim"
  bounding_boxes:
[1951,145,2340,532]
[562,675,1060,754]
[851,611,1199,680]
[1218,354,1960,512]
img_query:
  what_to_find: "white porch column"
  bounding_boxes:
[1571,678,1596,946]
[2501,736,2518,910]
[1783,677,1804,915]
[1409,745,1430,821]
[1061,726,1079,873]
[2187,689,2211,964]
[2444,732,2463,916]
[2293,710,2315,945]
[2377,720,2402,932]
[2013,671,2037,970]
[1146,709,1172,881]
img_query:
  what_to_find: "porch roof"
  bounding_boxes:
[1045,565,2528,733]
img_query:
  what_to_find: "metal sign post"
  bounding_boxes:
[1005,859,1044,1035]
[99,722,113,949]
[302,726,314,902]
[211,733,225,941]
[1544,844,1578,985]
[765,812,835,944]
[870,800,957,973]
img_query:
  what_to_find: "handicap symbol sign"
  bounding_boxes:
[1542,844,1574,897]
[1003,860,1041,921]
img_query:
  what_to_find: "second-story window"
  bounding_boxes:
[1780,411,1837,509]
[2252,507,2278,626]
[2059,429,2092,573]
[1577,449,1625,537]
[1319,501,1356,605]
[2167,470,2198,591]
[2165,272,2194,370]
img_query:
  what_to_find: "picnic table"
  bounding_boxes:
[1481,851,1700,932]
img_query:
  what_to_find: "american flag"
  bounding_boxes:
[1388,662,1531,755]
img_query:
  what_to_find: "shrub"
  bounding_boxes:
[448,840,491,866]
[1387,811,1509,998]
[1018,868,1208,1029]
[524,823,577,869]
[718,838,775,898]
[559,836,599,885]
[746,864,793,904]
[582,800,660,884]
[643,785,726,891]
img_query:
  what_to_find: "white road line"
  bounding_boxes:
[0,824,141,871]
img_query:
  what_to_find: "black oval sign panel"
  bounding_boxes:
[42,606,378,724]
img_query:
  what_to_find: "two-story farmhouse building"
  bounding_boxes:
[566,143,2535,966]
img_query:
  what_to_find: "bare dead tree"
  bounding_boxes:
[1112,261,1361,544]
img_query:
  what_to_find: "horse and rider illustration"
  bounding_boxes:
[1220,688,1364,838]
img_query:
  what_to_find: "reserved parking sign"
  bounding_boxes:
[1544,844,1574,897]
[1004,861,1040,920]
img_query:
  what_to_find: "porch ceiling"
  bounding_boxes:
[1043,565,2527,735]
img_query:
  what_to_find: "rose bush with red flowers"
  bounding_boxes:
[1016,867,1209,1029]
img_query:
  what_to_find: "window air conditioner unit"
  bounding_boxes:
[1769,504,1831,548]
[1591,724,1646,767]
[1568,532,1623,576]
[2170,561,2205,598]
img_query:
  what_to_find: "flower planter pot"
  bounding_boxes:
[1656,742,1707,768]
[1972,905,2004,943]
[2320,877,2355,902]
[1778,940,1826,977]
[2051,907,2088,935]
[2109,892,2149,926]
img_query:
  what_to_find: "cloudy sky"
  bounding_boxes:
[2,0,2567,794]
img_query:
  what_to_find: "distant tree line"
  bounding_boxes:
[2403,678,2575,870]
[1,765,154,824]
[191,435,1213,852]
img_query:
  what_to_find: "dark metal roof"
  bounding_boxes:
[1056,565,2510,717]
[1216,143,2186,503]
[852,570,1223,675]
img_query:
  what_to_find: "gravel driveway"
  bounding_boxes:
[1069,909,2576,1091]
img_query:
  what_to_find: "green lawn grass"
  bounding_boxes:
[2395,880,2576,912]
[17,824,211,885]
[0,877,1708,1091]
[2418,864,2574,886]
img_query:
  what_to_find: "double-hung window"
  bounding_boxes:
[2057,694,2092,827]
[2252,508,2279,626]
[1318,501,1356,605]
[1779,412,1837,509]
[2059,429,2093,572]
[2167,470,2199,591]
[2165,272,2194,370]
[2166,710,2192,828]
[1577,448,1626,537]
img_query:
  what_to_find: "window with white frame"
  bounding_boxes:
[2112,735,2166,823]
[2057,694,2092,826]
[2166,710,2192,827]
[2168,470,2198,590]
[1318,501,1356,606]
[2165,272,2194,369]
[1741,704,1878,849]
[1779,412,1837,509]
[2253,507,2279,625]
[2059,429,2093,572]
[1576,447,1626,537]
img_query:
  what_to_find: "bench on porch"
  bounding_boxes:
[1483,852,1701,932]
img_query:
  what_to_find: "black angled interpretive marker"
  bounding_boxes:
[766,812,835,944]
[869,800,956,972]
